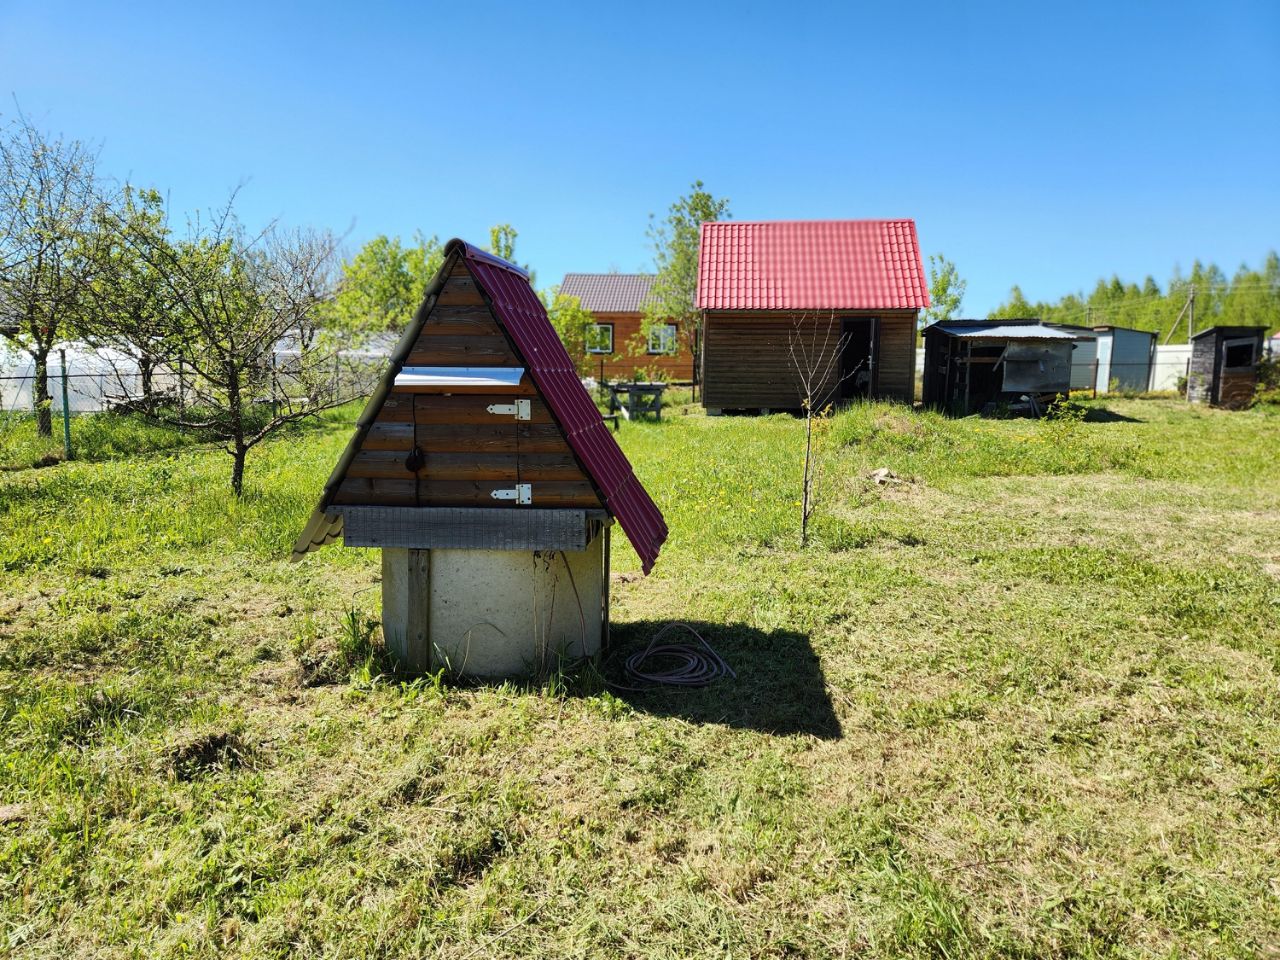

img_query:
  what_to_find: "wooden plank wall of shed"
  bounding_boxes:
[701,310,918,409]
[333,257,603,509]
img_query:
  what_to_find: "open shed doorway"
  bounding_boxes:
[839,318,876,400]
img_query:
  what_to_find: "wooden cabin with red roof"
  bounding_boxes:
[695,220,930,412]
[293,240,667,677]
[559,273,694,382]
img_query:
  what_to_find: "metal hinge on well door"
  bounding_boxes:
[486,399,531,420]
[490,483,532,505]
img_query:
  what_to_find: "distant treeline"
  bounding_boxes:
[989,253,1279,342]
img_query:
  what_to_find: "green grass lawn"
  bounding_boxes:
[2,398,1278,958]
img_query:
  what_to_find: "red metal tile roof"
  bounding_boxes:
[696,220,930,311]
[560,273,656,314]
[456,241,668,574]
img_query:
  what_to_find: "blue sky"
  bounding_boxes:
[2,0,1277,314]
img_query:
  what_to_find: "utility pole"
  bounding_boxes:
[1162,285,1197,346]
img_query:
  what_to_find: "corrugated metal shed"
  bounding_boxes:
[560,273,655,313]
[292,240,668,574]
[695,220,930,311]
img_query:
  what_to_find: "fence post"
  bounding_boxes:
[59,348,73,460]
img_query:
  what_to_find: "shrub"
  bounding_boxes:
[1255,354,1280,406]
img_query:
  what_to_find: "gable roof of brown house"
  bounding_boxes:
[560,273,655,313]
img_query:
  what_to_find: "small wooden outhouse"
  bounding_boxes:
[292,239,667,677]
[1187,326,1267,409]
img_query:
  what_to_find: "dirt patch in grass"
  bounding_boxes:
[164,727,255,781]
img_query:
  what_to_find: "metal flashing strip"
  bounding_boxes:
[337,506,596,551]
[936,323,1084,341]
[394,366,526,387]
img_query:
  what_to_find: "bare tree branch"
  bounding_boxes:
[93,192,371,494]
[788,312,857,546]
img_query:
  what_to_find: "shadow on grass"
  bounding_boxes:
[603,619,841,739]
[1081,407,1144,423]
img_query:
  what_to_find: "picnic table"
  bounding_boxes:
[605,381,666,422]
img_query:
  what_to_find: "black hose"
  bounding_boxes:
[610,622,736,690]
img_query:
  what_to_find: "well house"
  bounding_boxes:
[293,240,667,677]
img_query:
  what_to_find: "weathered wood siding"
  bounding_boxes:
[1187,335,1217,405]
[1218,371,1257,409]
[576,310,695,381]
[701,309,918,409]
[333,258,603,510]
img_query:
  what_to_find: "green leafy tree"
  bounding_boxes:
[1223,253,1280,333]
[326,232,443,337]
[0,113,104,434]
[489,224,517,262]
[990,253,1279,342]
[643,180,731,384]
[924,254,966,325]
[83,185,176,408]
[541,287,596,376]
[486,223,535,284]
[102,197,363,495]
[989,285,1036,319]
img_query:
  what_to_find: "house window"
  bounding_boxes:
[1223,338,1257,370]
[585,323,613,354]
[647,323,678,355]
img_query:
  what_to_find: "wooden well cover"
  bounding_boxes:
[292,240,668,573]
[335,257,602,511]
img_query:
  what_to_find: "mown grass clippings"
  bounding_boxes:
[0,397,1278,957]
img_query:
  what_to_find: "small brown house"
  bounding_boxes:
[695,220,930,412]
[1187,325,1267,408]
[559,273,694,382]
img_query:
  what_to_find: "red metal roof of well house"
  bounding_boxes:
[560,273,655,314]
[696,220,930,312]
[457,242,668,574]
